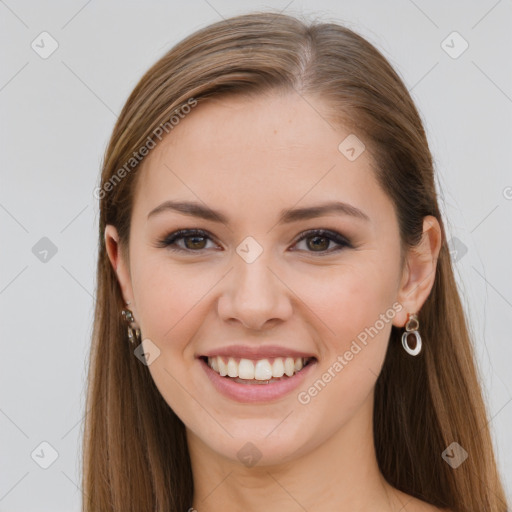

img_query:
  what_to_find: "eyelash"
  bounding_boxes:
[156,228,352,255]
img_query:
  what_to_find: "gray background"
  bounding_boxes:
[1,1,511,510]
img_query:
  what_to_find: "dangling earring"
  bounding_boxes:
[402,312,422,356]
[121,303,141,345]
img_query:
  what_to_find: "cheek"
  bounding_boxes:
[292,261,400,413]
[296,260,397,348]
[293,268,395,428]
[131,256,209,350]
[131,258,215,419]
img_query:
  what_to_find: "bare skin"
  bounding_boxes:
[105,90,445,511]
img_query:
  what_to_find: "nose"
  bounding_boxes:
[217,249,293,331]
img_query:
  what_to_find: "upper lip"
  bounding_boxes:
[198,344,317,360]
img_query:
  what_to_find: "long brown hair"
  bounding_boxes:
[83,11,509,511]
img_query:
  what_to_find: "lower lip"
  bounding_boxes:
[199,357,317,403]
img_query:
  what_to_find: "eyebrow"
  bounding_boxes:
[147,199,370,224]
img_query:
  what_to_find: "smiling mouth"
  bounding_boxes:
[200,355,316,384]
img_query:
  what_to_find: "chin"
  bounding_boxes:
[188,417,317,468]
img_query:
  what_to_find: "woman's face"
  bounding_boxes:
[106,91,412,466]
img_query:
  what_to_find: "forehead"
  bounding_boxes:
[132,91,391,226]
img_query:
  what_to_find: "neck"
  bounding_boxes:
[187,393,402,512]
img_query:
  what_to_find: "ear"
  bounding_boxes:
[392,215,443,328]
[104,224,135,311]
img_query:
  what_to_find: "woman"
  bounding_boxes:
[84,11,509,512]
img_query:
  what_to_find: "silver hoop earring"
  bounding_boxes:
[121,307,141,345]
[401,313,422,356]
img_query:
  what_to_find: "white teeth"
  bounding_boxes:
[218,357,228,376]
[272,358,285,377]
[207,356,309,379]
[254,359,273,380]
[227,357,238,377]
[284,357,295,377]
[238,359,255,379]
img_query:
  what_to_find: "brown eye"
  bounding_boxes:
[156,228,352,255]
[305,235,330,251]
[156,229,218,252]
[292,229,352,255]
[183,234,208,250]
